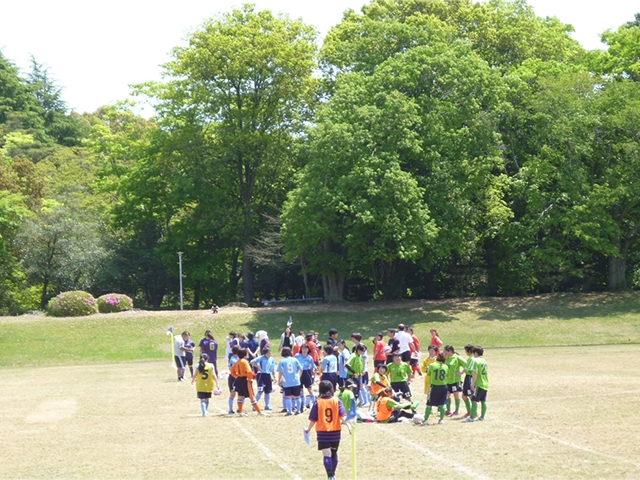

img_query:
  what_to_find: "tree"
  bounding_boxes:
[598,13,640,80]
[140,4,318,304]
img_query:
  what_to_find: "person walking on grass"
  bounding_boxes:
[443,345,467,417]
[463,346,489,423]
[230,348,267,417]
[422,352,449,426]
[277,347,303,416]
[251,347,276,411]
[192,353,219,417]
[321,345,338,390]
[304,380,349,480]
[373,332,387,368]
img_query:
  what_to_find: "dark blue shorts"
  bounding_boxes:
[472,387,488,403]
[228,375,236,392]
[390,381,411,399]
[463,376,473,396]
[427,385,448,407]
[283,385,301,397]
[197,391,212,399]
[321,372,338,388]
[257,373,273,394]
[301,370,314,388]
[337,377,347,389]
[447,382,462,394]
[174,356,185,368]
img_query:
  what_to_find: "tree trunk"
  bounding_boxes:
[229,249,241,295]
[322,270,345,301]
[40,275,49,310]
[608,235,630,291]
[242,247,254,304]
[192,279,201,309]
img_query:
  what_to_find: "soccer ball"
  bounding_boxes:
[412,414,425,425]
[213,388,222,396]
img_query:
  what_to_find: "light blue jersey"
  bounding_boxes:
[277,357,302,387]
[322,354,338,373]
[295,353,316,371]
[339,349,351,378]
[251,355,276,374]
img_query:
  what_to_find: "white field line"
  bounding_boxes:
[490,389,640,405]
[497,420,640,469]
[374,423,491,480]
[217,408,301,480]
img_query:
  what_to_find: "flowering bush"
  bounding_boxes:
[47,291,99,317]
[97,293,133,313]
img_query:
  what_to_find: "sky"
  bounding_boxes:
[1,0,637,114]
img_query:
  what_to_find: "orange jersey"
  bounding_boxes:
[231,358,255,379]
[376,396,394,422]
[315,397,343,432]
[307,341,320,363]
[370,372,389,396]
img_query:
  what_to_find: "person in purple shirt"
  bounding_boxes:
[199,330,219,376]
[184,336,196,378]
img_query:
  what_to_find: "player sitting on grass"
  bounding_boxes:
[304,380,349,480]
[463,346,489,423]
[375,387,419,423]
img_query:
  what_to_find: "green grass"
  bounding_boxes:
[2,291,640,368]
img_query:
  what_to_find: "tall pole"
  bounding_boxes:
[178,251,184,311]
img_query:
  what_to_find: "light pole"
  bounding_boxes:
[177,251,184,311]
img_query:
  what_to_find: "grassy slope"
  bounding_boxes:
[2,292,640,368]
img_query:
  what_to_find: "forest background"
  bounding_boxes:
[1,0,640,314]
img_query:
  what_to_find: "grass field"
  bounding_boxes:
[2,293,640,478]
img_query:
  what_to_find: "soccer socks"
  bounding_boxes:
[237,400,244,413]
[455,398,461,413]
[481,402,487,418]
[438,405,446,420]
[228,397,234,412]
[331,451,338,475]
[200,401,207,416]
[323,456,333,476]
[300,394,305,409]
[308,393,316,406]
[470,401,478,418]
[252,401,262,414]
[264,393,271,409]
[463,397,471,414]
[446,398,451,411]
[424,406,432,420]
[255,391,262,402]
[284,397,292,413]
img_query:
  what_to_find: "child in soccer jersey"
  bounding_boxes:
[443,345,467,417]
[421,345,438,395]
[408,327,421,378]
[345,343,365,401]
[463,346,489,423]
[370,364,390,397]
[227,346,240,414]
[422,352,449,425]
[461,344,476,418]
[359,344,372,407]
[372,332,388,368]
[192,353,219,417]
[184,335,196,378]
[277,346,303,416]
[251,347,277,411]
[337,340,351,389]
[230,348,267,417]
[320,345,338,390]
[296,343,317,411]
[199,330,219,377]
[375,387,418,423]
[304,380,349,480]
[387,353,413,399]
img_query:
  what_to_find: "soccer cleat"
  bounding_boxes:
[445,410,452,416]
[264,406,273,411]
[285,412,293,417]
[258,412,270,417]
[462,413,470,419]
[280,408,288,413]
[478,417,485,421]
[228,410,235,415]
[451,411,460,417]
[178,377,185,382]
[420,420,429,426]
[238,412,248,417]
[437,419,444,425]
[462,417,475,423]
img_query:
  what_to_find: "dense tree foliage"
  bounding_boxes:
[1,2,640,313]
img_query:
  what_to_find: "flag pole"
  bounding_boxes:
[351,421,356,480]
[167,327,174,366]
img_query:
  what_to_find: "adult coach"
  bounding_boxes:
[396,324,414,363]
[174,331,191,381]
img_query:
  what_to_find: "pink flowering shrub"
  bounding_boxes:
[97,293,133,313]
[46,291,99,317]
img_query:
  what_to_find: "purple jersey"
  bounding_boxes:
[199,338,218,361]
[184,340,195,360]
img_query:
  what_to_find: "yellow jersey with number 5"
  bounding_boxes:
[195,363,215,392]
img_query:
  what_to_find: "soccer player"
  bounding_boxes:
[191,353,218,417]
[336,379,356,413]
[230,348,266,417]
[408,327,421,378]
[184,335,196,378]
[277,346,303,416]
[386,328,400,365]
[387,353,413,400]
[251,347,276,411]
[375,387,418,423]
[173,331,191,381]
[296,343,317,411]
[304,380,349,480]
[227,346,240,414]
[372,332,387,368]
[345,343,365,401]
[337,340,351,389]
[326,328,339,355]
[320,345,338,390]
[429,329,443,352]
[443,345,467,417]
[422,352,449,425]
[198,330,219,376]
[463,346,489,422]
[421,345,438,396]
[226,331,239,361]
[461,344,476,418]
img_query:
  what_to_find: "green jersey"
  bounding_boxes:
[387,362,412,383]
[346,353,364,376]
[473,357,489,390]
[445,353,466,384]
[427,361,449,386]
[464,355,475,375]
[337,388,355,408]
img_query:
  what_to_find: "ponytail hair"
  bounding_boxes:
[198,353,209,373]
[436,352,446,363]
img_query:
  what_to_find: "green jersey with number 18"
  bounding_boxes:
[473,357,489,390]
[428,362,449,386]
